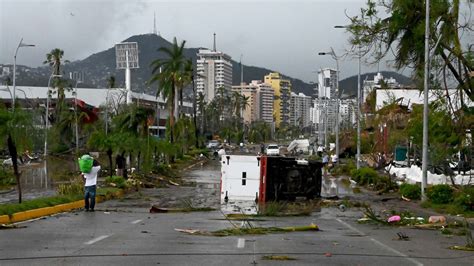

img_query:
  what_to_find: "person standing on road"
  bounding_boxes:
[82,159,101,212]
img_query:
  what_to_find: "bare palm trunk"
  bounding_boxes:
[7,134,22,203]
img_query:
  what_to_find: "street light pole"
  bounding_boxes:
[44,74,62,157]
[421,0,430,201]
[12,37,35,111]
[318,49,340,159]
[334,25,362,169]
[356,45,361,169]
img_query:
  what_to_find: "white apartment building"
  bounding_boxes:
[339,98,356,130]
[290,92,312,128]
[232,80,274,124]
[196,49,233,103]
[363,72,400,104]
[318,68,337,99]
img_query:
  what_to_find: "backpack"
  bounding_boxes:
[78,154,93,173]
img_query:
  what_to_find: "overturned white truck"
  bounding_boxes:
[220,155,322,204]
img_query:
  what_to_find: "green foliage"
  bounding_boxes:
[399,183,421,200]
[105,175,127,189]
[454,186,474,211]
[0,167,16,187]
[331,160,356,176]
[407,103,461,170]
[427,184,454,204]
[350,167,379,186]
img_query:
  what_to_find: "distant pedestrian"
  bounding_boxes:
[115,154,125,178]
[331,153,338,165]
[82,159,100,212]
[322,153,329,165]
[260,143,265,154]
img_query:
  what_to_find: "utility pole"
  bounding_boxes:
[421,0,430,201]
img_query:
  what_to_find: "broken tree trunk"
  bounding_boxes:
[7,134,22,203]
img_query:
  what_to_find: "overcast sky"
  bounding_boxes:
[2,0,468,83]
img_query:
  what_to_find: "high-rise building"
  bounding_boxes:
[290,92,312,128]
[232,80,274,124]
[196,49,233,102]
[318,68,337,99]
[264,72,291,127]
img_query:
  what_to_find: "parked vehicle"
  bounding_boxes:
[207,140,221,149]
[266,144,280,156]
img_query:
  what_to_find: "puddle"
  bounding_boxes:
[321,176,354,198]
[221,200,259,215]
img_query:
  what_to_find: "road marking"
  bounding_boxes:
[336,218,422,266]
[370,238,423,266]
[131,219,142,224]
[84,235,111,245]
[335,218,366,236]
[237,238,245,248]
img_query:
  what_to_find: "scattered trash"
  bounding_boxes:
[338,204,346,212]
[396,232,410,241]
[104,212,110,214]
[175,228,201,235]
[428,216,446,224]
[324,252,332,257]
[401,195,411,202]
[387,215,401,223]
[141,230,149,234]
[357,217,371,223]
[448,245,474,251]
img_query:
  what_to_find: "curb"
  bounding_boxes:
[0,190,124,224]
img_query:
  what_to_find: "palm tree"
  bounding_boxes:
[43,48,68,75]
[43,48,69,123]
[149,37,190,143]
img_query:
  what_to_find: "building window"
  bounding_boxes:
[242,172,247,186]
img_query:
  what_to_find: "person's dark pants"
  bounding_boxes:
[84,185,96,211]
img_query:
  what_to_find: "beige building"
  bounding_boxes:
[232,80,274,124]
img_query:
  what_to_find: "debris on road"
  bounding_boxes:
[262,255,296,260]
[175,224,319,236]
[387,215,401,223]
[395,232,410,241]
[428,216,446,224]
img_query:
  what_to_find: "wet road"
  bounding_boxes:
[1,160,473,265]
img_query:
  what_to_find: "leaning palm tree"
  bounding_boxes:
[149,37,189,143]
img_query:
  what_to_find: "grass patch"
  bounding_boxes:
[97,187,121,196]
[262,255,297,261]
[420,201,474,218]
[0,195,83,216]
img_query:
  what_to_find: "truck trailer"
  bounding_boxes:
[220,155,322,204]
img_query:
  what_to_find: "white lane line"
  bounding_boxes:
[84,235,111,245]
[336,218,423,266]
[370,238,423,266]
[237,238,245,248]
[335,218,366,236]
[131,219,142,224]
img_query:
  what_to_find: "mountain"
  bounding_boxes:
[4,34,411,99]
[339,71,414,98]
[5,34,314,96]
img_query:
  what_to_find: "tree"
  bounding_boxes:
[0,107,34,203]
[346,0,473,104]
[149,37,191,143]
[43,48,70,123]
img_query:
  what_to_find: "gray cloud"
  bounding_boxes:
[4,0,462,83]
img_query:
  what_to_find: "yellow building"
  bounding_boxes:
[264,72,291,127]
